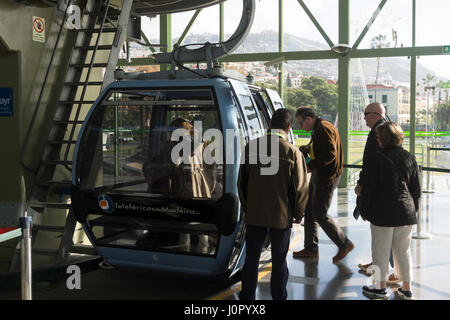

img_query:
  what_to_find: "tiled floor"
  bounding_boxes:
[223,173,450,300]
[1,173,449,300]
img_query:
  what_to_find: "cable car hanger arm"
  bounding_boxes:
[155,0,255,66]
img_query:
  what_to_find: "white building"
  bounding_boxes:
[366,84,410,125]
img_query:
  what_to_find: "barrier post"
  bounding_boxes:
[423,145,435,193]
[20,213,33,300]
[413,165,432,240]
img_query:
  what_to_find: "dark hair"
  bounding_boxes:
[270,108,293,131]
[376,121,404,148]
[295,107,317,119]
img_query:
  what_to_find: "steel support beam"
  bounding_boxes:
[119,45,446,66]
[352,0,388,49]
[410,0,417,153]
[176,9,202,47]
[160,13,172,71]
[278,0,284,102]
[141,31,156,53]
[338,0,349,187]
[220,2,224,43]
[297,0,334,48]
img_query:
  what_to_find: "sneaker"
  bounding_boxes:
[293,248,319,258]
[358,262,374,274]
[395,288,414,300]
[362,285,389,300]
[387,273,401,285]
[333,241,355,263]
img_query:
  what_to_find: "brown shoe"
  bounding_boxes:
[387,273,401,285]
[358,262,374,275]
[293,248,319,258]
[333,241,355,263]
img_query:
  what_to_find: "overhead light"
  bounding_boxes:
[331,44,352,55]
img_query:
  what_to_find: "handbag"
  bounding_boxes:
[353,196,362,220]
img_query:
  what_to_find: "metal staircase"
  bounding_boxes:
[10,0,133,269]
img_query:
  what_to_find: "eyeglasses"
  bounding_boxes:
[364,111,376,117]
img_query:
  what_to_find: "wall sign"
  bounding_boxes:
[0,88,13,117]
[33,16,45,43]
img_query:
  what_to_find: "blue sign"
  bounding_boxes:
[0,88,13,117]
[98,194,115,213]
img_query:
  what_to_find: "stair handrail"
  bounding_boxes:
[62,0,112,170]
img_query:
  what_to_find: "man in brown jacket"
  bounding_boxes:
[293,107,354,263]
[237,109,309,300]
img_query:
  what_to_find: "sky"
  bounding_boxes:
[142,0,450,80]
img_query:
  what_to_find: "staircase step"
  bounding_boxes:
[69,63,108,68]
[70,244,97,256]
[87,11,120,18]
[53,120,84,125]
[41,160,73,166]
[64,81,103,87]
[47,140,77,145]
[35,180,72,187]
[34,225,67,232]
[29,202,71,209]
[15,248,58,256]
[77,27,117,33]
[74,45,113,50]
[59,100,96,105]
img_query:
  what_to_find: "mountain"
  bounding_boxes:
[143,30,446,85]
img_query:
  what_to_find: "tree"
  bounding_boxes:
[301,76,327,91]
[421,74,436,88]
[286,88,316,110]
[311,84,338,120]
[370,34,390,101]
[286,73,293,88]
[435,102,450,131]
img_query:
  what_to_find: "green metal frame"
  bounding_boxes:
[352,0,387,50]
[278,0,284,101]
[176,9,202,47]
[118,0,449,186]
[297,0,334,49]
[338,0,350,187]
[160,13,172,71]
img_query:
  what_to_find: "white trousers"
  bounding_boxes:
[371,224,413,286]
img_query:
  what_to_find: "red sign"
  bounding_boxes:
[33,17,45,33]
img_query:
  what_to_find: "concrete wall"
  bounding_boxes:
[0,1,86,270]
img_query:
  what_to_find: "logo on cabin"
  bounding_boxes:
[98,194,114,213]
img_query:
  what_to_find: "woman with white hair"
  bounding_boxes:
[360,122,421,300]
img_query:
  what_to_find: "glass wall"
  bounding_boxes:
[351,0,412,49]
[283,60,339,148]
[283,0,338,51]
[413,55,450,192]
[347,56,411,185]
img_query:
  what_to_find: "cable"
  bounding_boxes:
[170,44,208,78]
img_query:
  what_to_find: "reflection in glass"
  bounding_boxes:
[78,88,223,199]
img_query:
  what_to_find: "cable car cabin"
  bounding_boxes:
[71,75,294,278]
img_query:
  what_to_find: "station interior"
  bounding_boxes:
[0,0,449,301]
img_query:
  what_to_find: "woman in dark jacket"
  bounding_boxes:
[360,122,421,300]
